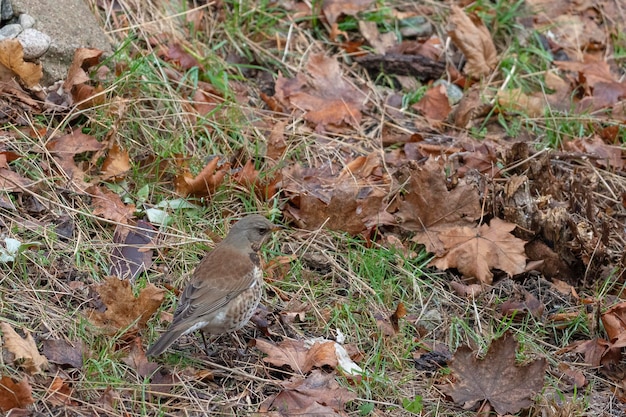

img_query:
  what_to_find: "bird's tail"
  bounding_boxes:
[146,328,185,357]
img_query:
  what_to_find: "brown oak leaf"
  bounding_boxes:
[443,332,546,414]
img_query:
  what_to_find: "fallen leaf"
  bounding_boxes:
[390,158,481,254]
[110,220,156,282]
[87,276,165,335]
[101,143,131,181]
[447,6,497,78]
[412,83,452,122]
[41,339,84,368]
[0,168,31,192]
[46,129,105,188]
[259,369,356,415]
[282,152,389,235]
[0,322,49,374]
[358,20,396,54]
[46,377,77,406]
[274,54,367,132]
[165,43,200,70]
[0,39,42,87]
[322,0,373,39]
[431,218,527,284]
[63,48,104,108]
[175,156,229,197]
[87,185,136,224]
[0,376,34,412]
[443,332,547,414]
[122,337,159,378]
[256,338,338,373]
[374,303,407,337]
[500,291,544,319]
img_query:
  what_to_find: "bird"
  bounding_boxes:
[146,214,279,356]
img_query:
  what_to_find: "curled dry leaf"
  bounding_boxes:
[0,39,42,87]
[282,151,390,235]
[322,0,374,39]
[0,322,49,375]
[87,276,165,335]
[447,5,497,78]
[46,129,105,189]
[175,156,230,197]
[412,83,452,122]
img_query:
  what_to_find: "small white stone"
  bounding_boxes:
[18,14,36,29]
[17,28,51,60]
[0,23,22,40]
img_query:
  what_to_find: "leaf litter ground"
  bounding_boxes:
[0,0,625,415]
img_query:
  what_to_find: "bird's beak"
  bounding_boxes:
[272,224,286,232]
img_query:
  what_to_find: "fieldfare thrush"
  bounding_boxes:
[146,214,278,356]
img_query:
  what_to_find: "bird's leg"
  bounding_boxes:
[200,330,212,356]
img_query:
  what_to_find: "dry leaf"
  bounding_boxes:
[412,83,452,122]
[430,218,527,284]
[175,156,230,197]
[447,6,497,77]
[256,338,338,373]
[443,332,547,414]
[260,369,356,415]
[101,143,131,181]
[122,336,159,378]
[322,0,373,39]
[0,39,42,87]
[274,54,367,132]
[0,322,49,374]
[46,377,77,406]
[87,185,136,224]
[282,152,389,235]
[110,220,156,282]
[41,339,84,368]
[0,376,34,412]
[87,276,165,335]
[63,48,104,108]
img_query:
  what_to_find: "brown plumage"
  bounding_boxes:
[146,215,278,356]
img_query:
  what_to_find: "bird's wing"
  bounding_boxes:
[170,244,258,326]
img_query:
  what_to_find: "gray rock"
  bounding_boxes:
[0,23,22,39]
[18,13,35,28]
[17,28,50,60]
[1,0,14,21]
[12,0,112,85]
[434,79,464,105]
[399,16,433,38]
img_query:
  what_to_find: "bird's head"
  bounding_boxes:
[224,214,279,249]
